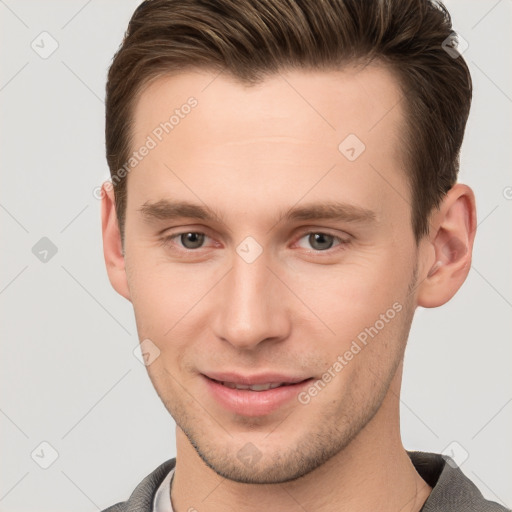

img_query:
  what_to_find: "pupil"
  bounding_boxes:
[309,233,333,250]
[181,232,204,249]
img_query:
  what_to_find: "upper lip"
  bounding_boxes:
[203,371,312,385]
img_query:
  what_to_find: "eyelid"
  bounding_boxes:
[294,226,351,240]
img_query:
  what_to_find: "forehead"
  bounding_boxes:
[127,64,409,227]
[131,63,404,149]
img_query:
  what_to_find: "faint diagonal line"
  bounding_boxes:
[397,481,419,512]
[61,471,100,510]
[0,202,29,232]
[471,265,512,308]
[265,266,336,335]
[61,369,132,439]
[266,164,337,235]
[163,163,224,225]
[369,163,411,208]
[61,0,94,29]
[278,484,309,512]
[164,267,233,336]
[280,74,336,130]
[0,62,29,92]
[472,61,512,103]
[60,204,89,233]
[61,265,131,335]
[0,472,29,502]
[61,60,104,104]
[477,204,499,228]
[0,408,29,438]
[398,481,431,512]
[406,277,423,299]
[471,471,509,507]
[201,477,226,503]
[368,90,408,132]
[398,397,439,438]
[378,372,440,439]
[263,407,296,439]
[201,67,224,92]
[0,0,29,28]
[163,367,233,438]
[471,0,503,29]
[472,397,512,439]
[0,265,28,296]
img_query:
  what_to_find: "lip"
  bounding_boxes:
[201,372,314,417]
[203,371,310,386]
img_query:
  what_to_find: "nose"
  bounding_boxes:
[211,249,291,350]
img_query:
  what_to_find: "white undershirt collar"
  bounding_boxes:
[152,467,175,512]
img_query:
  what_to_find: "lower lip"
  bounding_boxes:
[202,375,313,417]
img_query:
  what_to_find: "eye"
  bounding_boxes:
[163,232,210,250]
[160,230,350,255]
[296,232,348,252]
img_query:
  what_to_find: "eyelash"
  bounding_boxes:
[160,230,351,255]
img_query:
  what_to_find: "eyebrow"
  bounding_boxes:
[283,202,377,224]
[138,199,377,226]
[138,200,225,224]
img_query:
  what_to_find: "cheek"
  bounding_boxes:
[125,253,220,357]
[126,246,192,311]
[284,247,411,343]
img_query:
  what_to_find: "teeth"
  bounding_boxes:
[221,381,285,391]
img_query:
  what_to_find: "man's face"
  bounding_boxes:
[122,65,421,483]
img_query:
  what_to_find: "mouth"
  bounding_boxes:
[207,378,309,391]
[201,372,315,416]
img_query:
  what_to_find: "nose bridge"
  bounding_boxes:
[212,249,289,349]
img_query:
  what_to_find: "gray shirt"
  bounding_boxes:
[102,451,509,512]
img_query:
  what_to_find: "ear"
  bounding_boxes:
[416,183,477,308]
[101,182,131,302]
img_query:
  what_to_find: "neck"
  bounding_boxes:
[170,363,431,512]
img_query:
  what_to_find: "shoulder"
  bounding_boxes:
[101,458,176,512]
[408,451,510,512]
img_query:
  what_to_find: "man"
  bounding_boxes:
[100,0,507,510]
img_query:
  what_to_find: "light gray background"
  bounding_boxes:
[1,1,511,511]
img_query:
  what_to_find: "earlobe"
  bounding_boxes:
[101,182,131,302]
[417,184,477,308]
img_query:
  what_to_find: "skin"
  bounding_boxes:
[101,64,476,512]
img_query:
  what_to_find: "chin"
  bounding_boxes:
[187,424,357,485]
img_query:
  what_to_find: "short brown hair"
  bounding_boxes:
[105,0,472,246]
